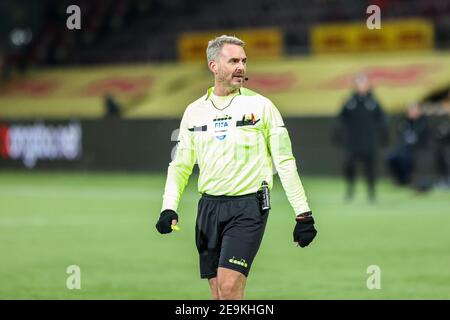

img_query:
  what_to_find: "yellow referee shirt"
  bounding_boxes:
[161,87,311,216]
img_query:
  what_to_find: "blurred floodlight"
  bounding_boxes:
[10,28,33,46]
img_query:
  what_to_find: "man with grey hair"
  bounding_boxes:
[156,35,317,299]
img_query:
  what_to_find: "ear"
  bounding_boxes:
[208,60,218,75]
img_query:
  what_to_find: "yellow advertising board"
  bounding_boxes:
[178,28,283,61]
[0,51,449,118]
[312,19,434,54]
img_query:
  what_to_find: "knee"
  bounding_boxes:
[208,278,220,300]
[218,279,241,300]
[211,283,220,300]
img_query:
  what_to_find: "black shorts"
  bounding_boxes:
[195,193,269,279]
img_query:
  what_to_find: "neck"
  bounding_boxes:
[213,82,239,96]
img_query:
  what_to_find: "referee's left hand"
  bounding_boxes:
[156,209,179,234]
[293,212,317,248]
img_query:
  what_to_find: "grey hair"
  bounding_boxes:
[206,35,245,64]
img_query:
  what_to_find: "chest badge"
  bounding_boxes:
[213,115,232,140]
[236,113,260,127]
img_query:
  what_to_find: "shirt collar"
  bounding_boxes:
[205,87,242,101]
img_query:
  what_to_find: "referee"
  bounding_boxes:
[156,35,317,300]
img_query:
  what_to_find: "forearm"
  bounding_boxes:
[161,124,196,212]
[161,161,193,212]
[270,127,311,216]
[276,157,311,216]
[263,100,311,216]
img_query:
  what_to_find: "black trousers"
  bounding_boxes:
[343,151,376,200]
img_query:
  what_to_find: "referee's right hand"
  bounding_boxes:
[155,209,179,234]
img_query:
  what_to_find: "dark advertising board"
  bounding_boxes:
[1,117,436,176]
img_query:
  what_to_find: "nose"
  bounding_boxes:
[236,61,245,73]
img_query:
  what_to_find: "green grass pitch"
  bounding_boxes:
[0,171,449,299]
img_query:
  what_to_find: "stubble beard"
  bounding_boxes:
[217,72,241,93]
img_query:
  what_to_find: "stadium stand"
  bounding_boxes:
[1,0,450,70]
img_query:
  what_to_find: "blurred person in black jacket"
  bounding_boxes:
[433,119,450,188]
[333,74,388,202]
[418,89,450,189]
[386,103,430,188]
[432,90,450,188]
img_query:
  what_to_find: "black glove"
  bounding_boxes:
[155,209,178,234]
[293,211,317,248]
